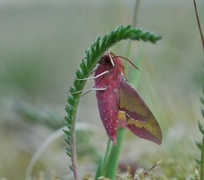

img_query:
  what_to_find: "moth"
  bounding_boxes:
[94,52,162,145]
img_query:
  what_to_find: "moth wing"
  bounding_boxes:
[119,77,162,144]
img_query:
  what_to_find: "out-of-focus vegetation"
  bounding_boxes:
[0,0,203,179]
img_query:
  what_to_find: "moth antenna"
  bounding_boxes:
[76,70,109,81]
[108,52,115,67]
[113,55,140,70]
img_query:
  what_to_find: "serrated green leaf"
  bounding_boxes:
[111,31,117,41]
[90,47,96,58]
[201,108,204,119]
[66,146,72,156]
[79,60,87,72]
[200,95,204,105]
[120,26,130,37]
[65,121,72,129]
[69,87,76,94]
[66,151,71,157]
[74,80,83,90]
[195,140,202,150]
[195,158,201,165]
[85,49,91,61]
[64,112,71,122]
[202,85,204,94]
[95,36,100,54]
[67,105,74,114]
[86,59,93,70]
[63,129,70,135]
[101,35,108,49]
[69,165,73,171]
[68,96,75,105]
[76,69,83,79]
[65,136,71,146]
[65,104,70,110]
[198,121,204,134]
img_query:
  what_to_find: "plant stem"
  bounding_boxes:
[104,128,126,179]
[71,132,79,180]
[201,135,204,179]
[126,0,142,58]
[193,0,204,51]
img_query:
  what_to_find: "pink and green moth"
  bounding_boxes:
[94,52,162,145]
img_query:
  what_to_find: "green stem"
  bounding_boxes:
[193,0,204,51]
[125,0,142,59]
[201,135,204,178]
[103,139,112,169]
[104,128,126,179]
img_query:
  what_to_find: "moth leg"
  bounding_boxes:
[75,70,109,81]
[70,87,107,95]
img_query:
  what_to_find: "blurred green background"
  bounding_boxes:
[0,0,204,179]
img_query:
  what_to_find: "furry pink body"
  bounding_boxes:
[95,53,124,144]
